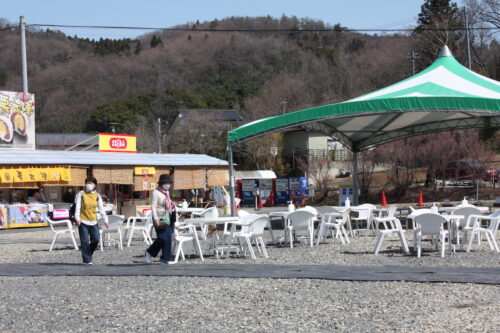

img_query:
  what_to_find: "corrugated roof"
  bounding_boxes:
[0,149,228,167]
[36,133,99,146]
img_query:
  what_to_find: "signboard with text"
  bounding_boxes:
[0,91,35,150]
[99,133,136,153]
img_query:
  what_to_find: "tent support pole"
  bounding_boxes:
[352,150,359,205]
[228,142,236,217]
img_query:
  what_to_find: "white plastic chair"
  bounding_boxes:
[191,206,219,239]
[464,210,500,252]
[217,213,261,257]
[372,205,399,231]
[407,208,432,230]
[235,215,270,259]
[316,209,350,246]
[126,212,153,247]
[47,217,79,251]
[298,205,318,216]
[453,207,483,248]
[373,215,409,255]
[351,203,376,235]
[171,222,205,263]
[99,215,124,251]
[413,213,450,257]
[286,210,316,248]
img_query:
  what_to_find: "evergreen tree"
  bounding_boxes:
[413,0,464,68]
[150,35,163,48]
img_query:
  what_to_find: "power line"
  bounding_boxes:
[22,23,500,33]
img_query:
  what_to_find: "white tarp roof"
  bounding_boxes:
[0,149,228,166]
[235,170,277,179]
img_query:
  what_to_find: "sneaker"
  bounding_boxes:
[84,262,93,266]
[159,260,176,265]
[144,250,151,264]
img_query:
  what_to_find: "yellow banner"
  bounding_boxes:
[99,133,137,153]
[0,167,72,183]
[134,166,155,175]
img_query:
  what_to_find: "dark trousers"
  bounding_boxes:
[147,225,173,262]
[78,223,100,263]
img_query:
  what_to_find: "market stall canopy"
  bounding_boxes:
[228,46,500,151]
[0,149,228,166]
[234,170,277,180]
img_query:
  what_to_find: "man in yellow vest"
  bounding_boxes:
[75,176,109,265]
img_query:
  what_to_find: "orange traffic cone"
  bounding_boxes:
[418,191,424,207]
[381,192,388,206]
[257,195,264,209]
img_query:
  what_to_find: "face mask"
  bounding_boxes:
[85,184,95,192]
[162,184,171,190]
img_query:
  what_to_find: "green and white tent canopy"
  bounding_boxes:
[228,46,500,151]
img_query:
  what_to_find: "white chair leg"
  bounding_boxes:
[70,231,79,250]
[259,237,269,258]
[173,242,181,263]
[180,245,185,260]
[374,233,385,255]
[288,227,293,249]
[127,229,134,247]
[195,238,205,262]
[118,229,123,250]
[440,235,445,257]
[417,234,422,258]
[316,223,324,246]
[342,226,350,244]
[487,231,499,252]
[336,226,346,245]
[49,234,58,251]
[398,232,410,254]
[466,230,476,252]
[99,231,104,252]
[309,227,314,247]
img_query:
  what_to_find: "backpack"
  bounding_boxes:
[69,191,101,221]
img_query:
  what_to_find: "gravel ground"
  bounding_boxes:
[0,227,498,267]
[0,276,498,332]
[0,227,499,332]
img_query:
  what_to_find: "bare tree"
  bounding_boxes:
[465,0,500,28]
[295,152,336,201]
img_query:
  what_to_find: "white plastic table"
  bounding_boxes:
[438,206,489,214]
[175,207,204,221]
[183,216,240,258]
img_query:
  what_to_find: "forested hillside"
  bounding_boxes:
[0,11,498,156]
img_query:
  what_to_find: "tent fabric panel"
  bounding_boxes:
[361,116,500,149]
[228,96,500,143]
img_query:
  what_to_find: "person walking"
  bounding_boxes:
[144,174,176,264]
[74,176,108,265]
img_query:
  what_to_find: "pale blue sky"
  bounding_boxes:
[2,0,464,40]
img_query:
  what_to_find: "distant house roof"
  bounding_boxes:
[36,133,99,147]
[178,109,244,122]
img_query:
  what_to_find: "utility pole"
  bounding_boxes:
[157,117,162,154]
[20,16,28,93]
[464,7,472,70]
[407,51,420,76]
[280,100,288,115]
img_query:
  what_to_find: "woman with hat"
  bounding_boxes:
[144,174,176,264]
[74,176,109,265]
